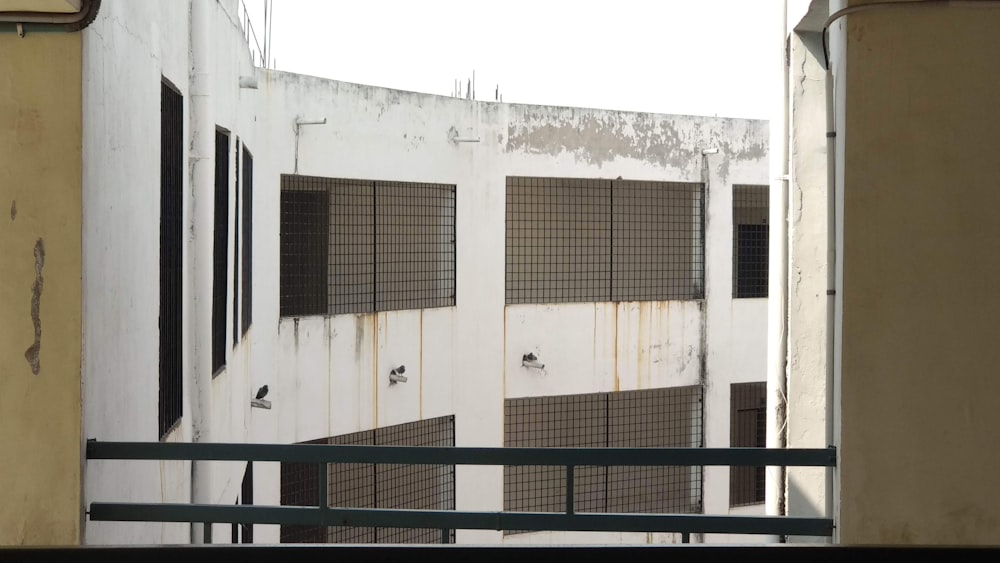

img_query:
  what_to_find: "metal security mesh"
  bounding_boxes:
[503,386,703,535]
[733,185,769,298]
[376,182,456,312]
[212,129,229,376]
[241,146,253,334]
[280,175,455,316]
[280,184,331,317]
[612,181,704,301]
[505,177,611,304]
[280,415,456,544]
[730,382,767,507]
[159,81,183,438]
[506,177,705,304]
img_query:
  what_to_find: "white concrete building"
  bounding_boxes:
[8,0,769,545]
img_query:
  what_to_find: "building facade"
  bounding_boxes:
[0,0,771,546]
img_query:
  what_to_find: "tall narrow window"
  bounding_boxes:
[159,80,183,438]
[241,145,253,335]
[730,382,767,506]
[212,129,230,375]
[232,138,240,345]
[733,185,769,298]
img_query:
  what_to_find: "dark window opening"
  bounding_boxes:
[232,138,240,346]
[212,129,230,375]
[733,185,769,298]
[159,80,183,438]
[730,381,767,507]
[503,386,704,535]
[280,415,455,544]
[505,177,705,305]
[241,146,253,335]
[279,175,455,317]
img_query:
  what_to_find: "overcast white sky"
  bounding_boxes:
[240,0,782,120]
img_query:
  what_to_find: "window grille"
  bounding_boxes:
[730,382,767,507]
[505,177,611,304]
[733,185,769,298]
[503,386,704,535]
[279,175,455,316]
[612,181,704,301]
[505,177,704,305]
[280,415,456,544]
[241,146,253,334]
[158,80,183,438]
[212,129,229,375]
[232,138,240,345]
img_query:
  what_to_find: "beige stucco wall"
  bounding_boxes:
[0,32,82,545]
[839,3,1000,544]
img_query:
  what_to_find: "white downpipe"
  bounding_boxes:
[189,0,215,544]
[765,0,790,541]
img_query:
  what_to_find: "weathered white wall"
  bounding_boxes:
[785,24,831,542]
[82,0,262,544]
[80,2,768,544]
[253,72,769,544]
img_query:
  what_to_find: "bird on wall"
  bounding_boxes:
[255,385,269,400]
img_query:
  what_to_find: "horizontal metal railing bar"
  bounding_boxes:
[86,442,836,467]
[89,504,833,536]
[6,546,1000,563]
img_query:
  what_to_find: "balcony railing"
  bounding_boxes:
[86,440,835,543]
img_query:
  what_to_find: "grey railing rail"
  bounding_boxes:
[86,441,836,540]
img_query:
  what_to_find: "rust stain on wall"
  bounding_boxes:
[9,200,15,221]
[24,238,44,375]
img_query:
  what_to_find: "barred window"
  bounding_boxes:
[505,177,704,304]
[503,386,704,535]
[280,415,456,544]
[232,138,241,346]
[241,146,253,334]
[730,382,767,507]
[733,185,769,298]
[159,80,183,438]
[212,129,229,376]
[279,175,456,317]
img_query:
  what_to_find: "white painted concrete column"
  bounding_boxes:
[189,0,215,544]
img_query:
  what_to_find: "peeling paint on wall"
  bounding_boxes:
[506,108,767,175]
[24,238,45,375]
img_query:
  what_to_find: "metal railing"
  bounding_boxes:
[86,441,836,542]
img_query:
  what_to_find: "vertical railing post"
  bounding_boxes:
[442,528,450,544]
[203,522,212,543]
[566,465,575,516]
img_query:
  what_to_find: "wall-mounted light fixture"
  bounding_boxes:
[522,353,544,370]
[701,147,719,155]
[389,365,408,384]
